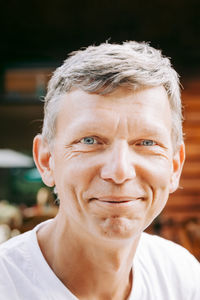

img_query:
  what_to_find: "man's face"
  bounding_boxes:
[38,86,184,241]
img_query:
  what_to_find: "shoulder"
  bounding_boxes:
[138,232,199,271]
[140,232,196,255]
[0,229,31,252]
[0,219,52,260]
[0,219,53,280]
[0,230,31,274]
[143,232,198,256]
[0,230,29,254]
[135,233,200,298]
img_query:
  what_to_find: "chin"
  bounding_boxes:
[97,216,143,241]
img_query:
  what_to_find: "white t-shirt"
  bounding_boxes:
[0,219,199,300]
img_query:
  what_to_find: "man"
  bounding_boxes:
[0,41,199,299]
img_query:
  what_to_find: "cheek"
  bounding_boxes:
[141,157,172,189]
[142,158,172,224]
[69,158,98,185]
[54,153,99,200]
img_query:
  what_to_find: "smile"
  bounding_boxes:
[89,196,145,207]
[90,196,145,202]
[102,200,131,203]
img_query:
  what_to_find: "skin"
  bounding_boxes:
[33,86,185,300]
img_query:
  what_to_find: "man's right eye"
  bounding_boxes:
[80,137,98,145]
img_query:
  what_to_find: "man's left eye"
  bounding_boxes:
[138,140,156,146]
[80,137,98,145]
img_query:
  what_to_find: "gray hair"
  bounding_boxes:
[42,41,183,151]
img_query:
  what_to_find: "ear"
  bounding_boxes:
[169,143,185,193]
[33,134,55,187]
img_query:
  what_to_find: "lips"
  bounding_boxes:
[102,200,131,203]
[88,197,145,210]
[89,196,145,203]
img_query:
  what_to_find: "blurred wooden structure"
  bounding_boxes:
[156,79,200,260]
[4,67,53,97]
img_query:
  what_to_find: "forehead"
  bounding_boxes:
[55,86,171,137]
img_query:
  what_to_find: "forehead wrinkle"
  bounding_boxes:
[56,87,172,143]
[114,114,129,139]
[130,118,170,138]
[58,107,170,144]
[60,111,118,140]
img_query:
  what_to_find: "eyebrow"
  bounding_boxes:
[65,120,170,145]
[135,126,168,137]
[66,124,111,142]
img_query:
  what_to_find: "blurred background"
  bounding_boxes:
[0,0,199,260]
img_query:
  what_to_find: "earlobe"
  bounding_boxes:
[33,135,55,187]
[169,143,185,193]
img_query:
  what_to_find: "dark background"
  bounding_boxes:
[1,0,200,75]
[0,0,200,152]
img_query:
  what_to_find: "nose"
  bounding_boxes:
[100,141,136,184]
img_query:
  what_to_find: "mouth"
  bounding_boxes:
[90,196,144,201]
[89,196,145,206]
[102,200,131,203]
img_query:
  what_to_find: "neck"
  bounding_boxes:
[37,215,141,300]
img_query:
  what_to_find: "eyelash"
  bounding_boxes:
[136,140,157,146]
[80,137,99,145]
[79,137,157,147]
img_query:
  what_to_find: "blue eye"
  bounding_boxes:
[140,140,156,146]
[80,137,97,145]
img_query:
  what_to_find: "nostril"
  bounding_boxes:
[101,167,136,184]
[100,144,137,184]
